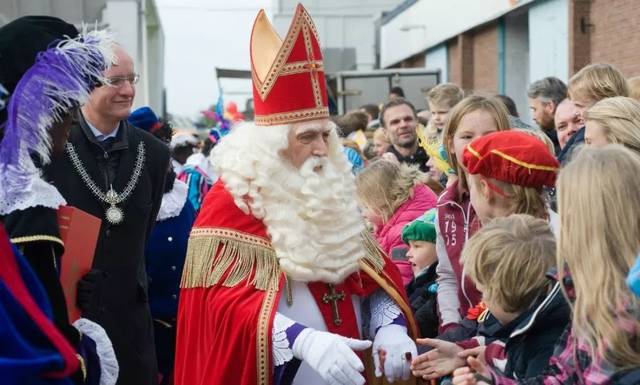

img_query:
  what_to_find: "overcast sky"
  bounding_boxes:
[156,0,272,119]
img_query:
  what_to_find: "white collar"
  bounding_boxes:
[157,179,189,221]
[0,176,66,215]
[171,159,184,174]
[87,119,119,142]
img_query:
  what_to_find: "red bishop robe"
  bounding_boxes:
[174,181,419,385]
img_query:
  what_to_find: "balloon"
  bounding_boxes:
[226,101,238,115]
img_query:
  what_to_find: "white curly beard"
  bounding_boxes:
[212,122,365,284]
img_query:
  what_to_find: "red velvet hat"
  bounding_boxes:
[250,4,329,126]
[462,131,559,188]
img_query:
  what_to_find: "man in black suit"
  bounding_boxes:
[45,44,170,385]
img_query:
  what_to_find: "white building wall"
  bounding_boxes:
[146,20,165,115]
[504,11,531,123]
[272,0,404,70]
[528,0,569,83]
[380,0,517,68]
[425,44,448,82]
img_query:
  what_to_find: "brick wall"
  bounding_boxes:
[448,34,474,91]
[448,39,461,85]
[388,51,426,68]
[569,0,591,74]
[403,52,426,68]
[588,0,640,76]
[471,24,499,94]
[460,34,474,91]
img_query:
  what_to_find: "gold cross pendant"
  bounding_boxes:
[322,284,346,326]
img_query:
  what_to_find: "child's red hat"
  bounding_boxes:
[462,131,559,188]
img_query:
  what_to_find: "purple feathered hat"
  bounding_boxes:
[0,19,114,213]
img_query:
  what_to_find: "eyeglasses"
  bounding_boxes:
[103,74,140,87]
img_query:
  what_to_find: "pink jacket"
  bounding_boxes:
[375,184,438,285]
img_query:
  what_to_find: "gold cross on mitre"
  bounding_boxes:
[322,284,346,326]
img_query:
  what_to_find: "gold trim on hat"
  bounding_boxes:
[280,60,324,76]
[302,23,323,108]
[251,4,324,102]
[254,107,329,126]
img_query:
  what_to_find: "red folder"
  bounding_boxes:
[57,206,101,322]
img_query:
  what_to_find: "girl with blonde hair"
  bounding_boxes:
[568,63,629,118]
[434,95,510,330]
[452,145,640,385]
[372,126,390,158]
[356,160,438,284]
[559,63,630,164]
[585,96,640,153]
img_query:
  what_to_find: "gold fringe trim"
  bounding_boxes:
[361,231,386,273]
[180,227,280,291]
[10,234,64,247]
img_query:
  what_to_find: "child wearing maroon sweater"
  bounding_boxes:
[433,96,511,332]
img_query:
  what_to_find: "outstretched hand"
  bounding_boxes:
[458,345,486,363]
[372,324,417,383]
[410,338,465,380]
[291,329,371,385]
[452,356,492,385]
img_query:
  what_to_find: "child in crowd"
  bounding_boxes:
[435,96,510,333]
[559,63,629,163]
[335,111,370,157]
[416,118,451,192]
[412,215,569,381]
[356,160,438,284]
[453,145,640,385]
[342,140,366,173]
[460,215,568,379]
[584,96,640,153]
[427,83,465,132]
[402,208,440,338]
[462,130,559,228]
[372,127,391,158]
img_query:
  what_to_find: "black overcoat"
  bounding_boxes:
[44,112,169,385]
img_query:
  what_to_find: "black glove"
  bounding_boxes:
[76,269,104,313]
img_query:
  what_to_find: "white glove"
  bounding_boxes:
[291,328,372,385]
[372,324,417,383]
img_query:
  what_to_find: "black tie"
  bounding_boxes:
[99,137,116,151]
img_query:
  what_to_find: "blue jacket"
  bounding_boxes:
[145,199,196,319]
[497,281,571,379]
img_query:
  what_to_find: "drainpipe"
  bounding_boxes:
[497,17,506,94]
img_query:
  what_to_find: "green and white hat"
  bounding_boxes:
[402,208,437,244]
